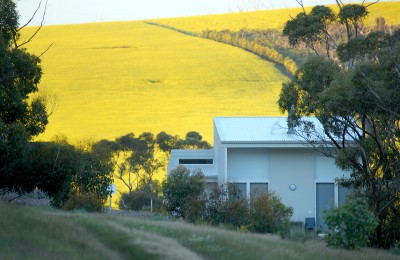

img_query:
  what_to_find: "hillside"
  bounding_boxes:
[21,21,287,144]
[152,2,400,33]
[1,202,398,259]
[20,2,400,144]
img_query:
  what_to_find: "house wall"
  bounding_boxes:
[314,154,346,181]
[269,149,315,222]
[214,124,226,183]
[227,148,269,183]
[167,149,214,174]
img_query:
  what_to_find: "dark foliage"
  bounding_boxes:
[280,2,400,248]
[162,165,205,219]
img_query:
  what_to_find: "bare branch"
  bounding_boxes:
[38,42,54,58]
[365,1,380,8]
[17,0,48,49]
[335,0,344,9]
[295,0,306,13]
[52,146,60,174]
[19,0,43,31]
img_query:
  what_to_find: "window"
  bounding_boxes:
[179,159,213,164]
[250,183,268,199]
[228,183,246,199]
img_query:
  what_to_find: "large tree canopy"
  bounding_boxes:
[0,0,49,193]
[279,2,400,248]
[92,130,212,194]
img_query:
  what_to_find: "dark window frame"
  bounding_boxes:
[179,159,213,164]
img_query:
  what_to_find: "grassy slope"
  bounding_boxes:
[0,203,397,260]
[20,2,400,145]
[153,2,400,33]
[21,21,287,144]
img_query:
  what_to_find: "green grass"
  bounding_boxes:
[1,202,398,260]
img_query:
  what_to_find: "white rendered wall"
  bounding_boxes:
[214,124,226,183]
[227,148,269,183]
[269,149,315,222]
[314,154,348,181]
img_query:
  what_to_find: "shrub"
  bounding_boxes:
[62,192,104,212]
[249,192,293,236]
[324,198,378,249]
[184,195,206,223]
[204,183,228,225]
[223,197,249,228]
[204,183,249,228]
[162,165,205,220]
[120,189,163,212]
[119,189,151,211]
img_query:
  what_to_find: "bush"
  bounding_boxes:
[204,183,228,225]
[162,165,205,220]
[324,198,378,249]
[249,192,293,236]
[120,189,150,210]
[62,192,104,212]
[204,183,249,228]
[119,189,163,212]
[223,197,249,228]
[184,195,206,223]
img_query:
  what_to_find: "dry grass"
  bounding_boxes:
[107,221,202,260]
[1,203,398,260]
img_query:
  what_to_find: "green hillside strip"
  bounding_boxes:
[1,203,398,260]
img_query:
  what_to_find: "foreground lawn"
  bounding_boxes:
[0,202,397,260]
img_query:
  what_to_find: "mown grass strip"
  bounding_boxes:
[1,203,399,260]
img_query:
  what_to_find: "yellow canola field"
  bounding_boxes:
[21,21,288,144]
[152,2,400,33]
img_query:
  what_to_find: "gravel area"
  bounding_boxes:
[105,209,161,218]
[1,191,162,218]
[1,191,50,207]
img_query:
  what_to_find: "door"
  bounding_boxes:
[316,183,334,231]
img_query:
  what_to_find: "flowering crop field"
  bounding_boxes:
[21,21,288,144]
[20,2,400,145]
[20,3,400,195]
[153,2,400,34]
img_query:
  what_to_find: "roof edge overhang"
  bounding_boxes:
[220,141,337,148]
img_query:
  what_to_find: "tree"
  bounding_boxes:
[279,1,400,248]
[0,0,49,193]
[29,139,113,208]
[162,165,205,219]
[93,130,212,194]
[175,131,212,149]
[157,131,212,152]
[324,198,378,249]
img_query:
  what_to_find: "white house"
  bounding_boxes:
[168,117,350,230]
